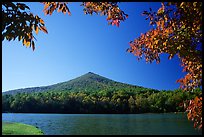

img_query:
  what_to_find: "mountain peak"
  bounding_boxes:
[3,72,155,95]
[81,72,107,81]
[87,72,95,75]
[84,72,102,78]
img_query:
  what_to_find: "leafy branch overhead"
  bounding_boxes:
[127,2,202,91]
[81,2,128,27]
[41,2,128,27]
[2,2,48,51]
[41,2,71,15]
[2,2,127,50]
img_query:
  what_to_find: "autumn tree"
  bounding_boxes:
[127,2,202,129]
[2,2,202,129]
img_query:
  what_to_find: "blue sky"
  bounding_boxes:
[2,2,186,92]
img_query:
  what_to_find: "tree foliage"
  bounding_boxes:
[127,2,202,129]
[2,88,201,114]
[41,2,128,27]
[127,2,202,91]
[2,2,48,50]
[186,95,202,129]
[41,2,71,15]
[81,2,128,27]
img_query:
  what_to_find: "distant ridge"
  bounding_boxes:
[3,72,157,95]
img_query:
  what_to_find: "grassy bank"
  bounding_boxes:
[2,122,44,135]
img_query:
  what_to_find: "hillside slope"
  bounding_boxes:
[3,72,157,95]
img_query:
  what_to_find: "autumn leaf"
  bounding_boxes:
[39,26,48,34]
[39,19,45,25]
[35,26,39,34]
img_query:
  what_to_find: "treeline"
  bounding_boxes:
[2,88,201,114]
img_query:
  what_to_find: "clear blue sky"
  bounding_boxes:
[2,2,186,92]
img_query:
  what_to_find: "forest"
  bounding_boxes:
[2,2,202,130]
[2,88,201,114]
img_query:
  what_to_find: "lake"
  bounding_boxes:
[2,113,202,135]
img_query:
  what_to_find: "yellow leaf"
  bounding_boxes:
[23,39,26,45]
[40,19,45,25]
[35,26,39,35]
[25,41,30,47]
[180,2,185,8]
[155,40,159,44]
[163,41,167,46]
[177,46,181,50]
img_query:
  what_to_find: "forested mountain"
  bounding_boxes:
[2,72,202,113]
[3,72,156,95]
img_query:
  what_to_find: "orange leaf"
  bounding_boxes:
[44,3,50,10]
[35,26,39,34]
[40,26,48,34]
[40,19,45,25]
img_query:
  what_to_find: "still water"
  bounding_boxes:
[2,113,202,135]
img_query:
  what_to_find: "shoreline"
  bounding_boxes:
[2,121,44,135]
